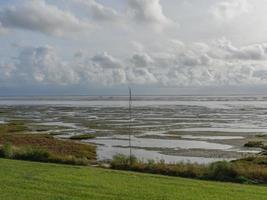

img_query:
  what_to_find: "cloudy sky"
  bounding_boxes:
[1,0,267,95]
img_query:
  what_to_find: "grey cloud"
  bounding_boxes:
[179,52,202,67]
[0,0,90,36]
[230,45,266,60]
[82,67,127,86]
[217,39,267,60]
[131,53,154,67]
[127,67,157,84]
[74,50,84,58]
[254,70,267,81]
[91,52,124,69]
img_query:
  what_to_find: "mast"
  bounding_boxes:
[128,87,132,165]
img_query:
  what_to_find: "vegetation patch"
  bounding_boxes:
[0,144,93,165]
[0,122,96,165]
[234,156,267,165]
[244,141,265,148]
[0,134,96,165]
[70,134,96,140]
[256,134,267,138]
[0,121,28,134]
[110,154,267,184]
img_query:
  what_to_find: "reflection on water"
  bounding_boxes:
[36,122,80,129]
[89,136,232,150]
[181,135,244,140]
[87,135,233,164]
[95,145,227,164]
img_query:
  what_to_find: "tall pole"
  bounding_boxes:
[128,87,132,165]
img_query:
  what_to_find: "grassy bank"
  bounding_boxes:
[1,158,267,200]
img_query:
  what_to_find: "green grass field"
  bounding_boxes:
[0,159,267,200]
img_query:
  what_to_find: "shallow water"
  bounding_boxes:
[1,95,267,163]
[94,145,227,164]
[86,135,233,163]
[178,127,267,133]
[89,136,232,150]
[36,122,79,129]
[181,135,244,140]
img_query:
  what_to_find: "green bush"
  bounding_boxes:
[49,155,90,165]
[14,147,50,162]
[1,142,13,158]
[111,154,138,169]
[111,154,207,178]
[205,161,238,182]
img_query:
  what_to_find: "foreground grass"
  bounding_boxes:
[1,159,267,200]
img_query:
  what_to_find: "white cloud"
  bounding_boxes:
[0,0,90,36]
[5,40,267,88]
[131,41,145,52]
[168,39,185,53]
[0,62,16,83]
[128,0,173,29]
[0,22,8,35]
[2,0,267,94]
[210,0,251,21]
[71,0,121,22]
[15,46,80,85]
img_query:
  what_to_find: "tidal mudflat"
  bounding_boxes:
[1,95,267,163]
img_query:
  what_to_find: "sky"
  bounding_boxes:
[1,0,267,95]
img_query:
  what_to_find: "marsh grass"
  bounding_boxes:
[0,122,96,165]
[0,133,96,159]
[0,144,92,165]
[111,154,208,179]
[14,147,50,162]
[111,154,267,184]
